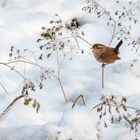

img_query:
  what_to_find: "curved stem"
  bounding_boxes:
[0,81,8,94]
[72,94,86,108]
[0,62,25,79]
[0,94,25,120]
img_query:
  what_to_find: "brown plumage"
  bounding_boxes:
[91,40,123,65]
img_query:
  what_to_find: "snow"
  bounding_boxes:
[0,0,140,140]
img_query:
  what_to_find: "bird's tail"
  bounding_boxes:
[114,39,123,54]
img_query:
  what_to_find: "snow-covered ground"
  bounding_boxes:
[0,0,140,139]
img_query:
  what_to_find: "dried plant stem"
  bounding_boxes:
[91,101,140,111]
[56,49,68,103]
[91,102,103,110]
[72,94,86,108]
[62,24,93,47]
[102,64,106,89]
[77,35,93,47]
[0,61,28,120]
[0,81,8,94]
[0,62,25,79]
[0,94,25,120]
[57,78,68,102]
[91,0,117,46]
[108,22,116,46]
[4,57,68,102]
[123,115,134,129]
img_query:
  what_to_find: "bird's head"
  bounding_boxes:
[90,44,104,50]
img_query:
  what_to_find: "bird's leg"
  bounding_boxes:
[102,63,106,89]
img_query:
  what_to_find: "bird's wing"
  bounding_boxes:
[100,52,120,63]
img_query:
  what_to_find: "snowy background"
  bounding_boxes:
[0,0,140,140]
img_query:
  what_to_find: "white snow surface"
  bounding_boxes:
[0,0,140,140]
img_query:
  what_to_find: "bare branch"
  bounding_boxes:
[0,94,25,120]
[0,81,8,94]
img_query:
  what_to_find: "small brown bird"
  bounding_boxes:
[91,40,123,65]
[91,40,123,88]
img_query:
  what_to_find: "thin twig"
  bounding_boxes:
[23,63,26,77]
[72,34,80,48]
[0,62,25,79]
[56,49,60,77]
[72,94,86,108]
[58,78,68,102]
[0,82,8,94]
[56,48,68,102]
[91,101,140,112]
[102,64,106,89]
[108,22,116,46]
[90,0,116,46]
[0,94,25,119]
[91,102,103,110]
[61,24,93,47]
[77,35,93,47]
[32,52,38,64]
[123,115,134,129]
